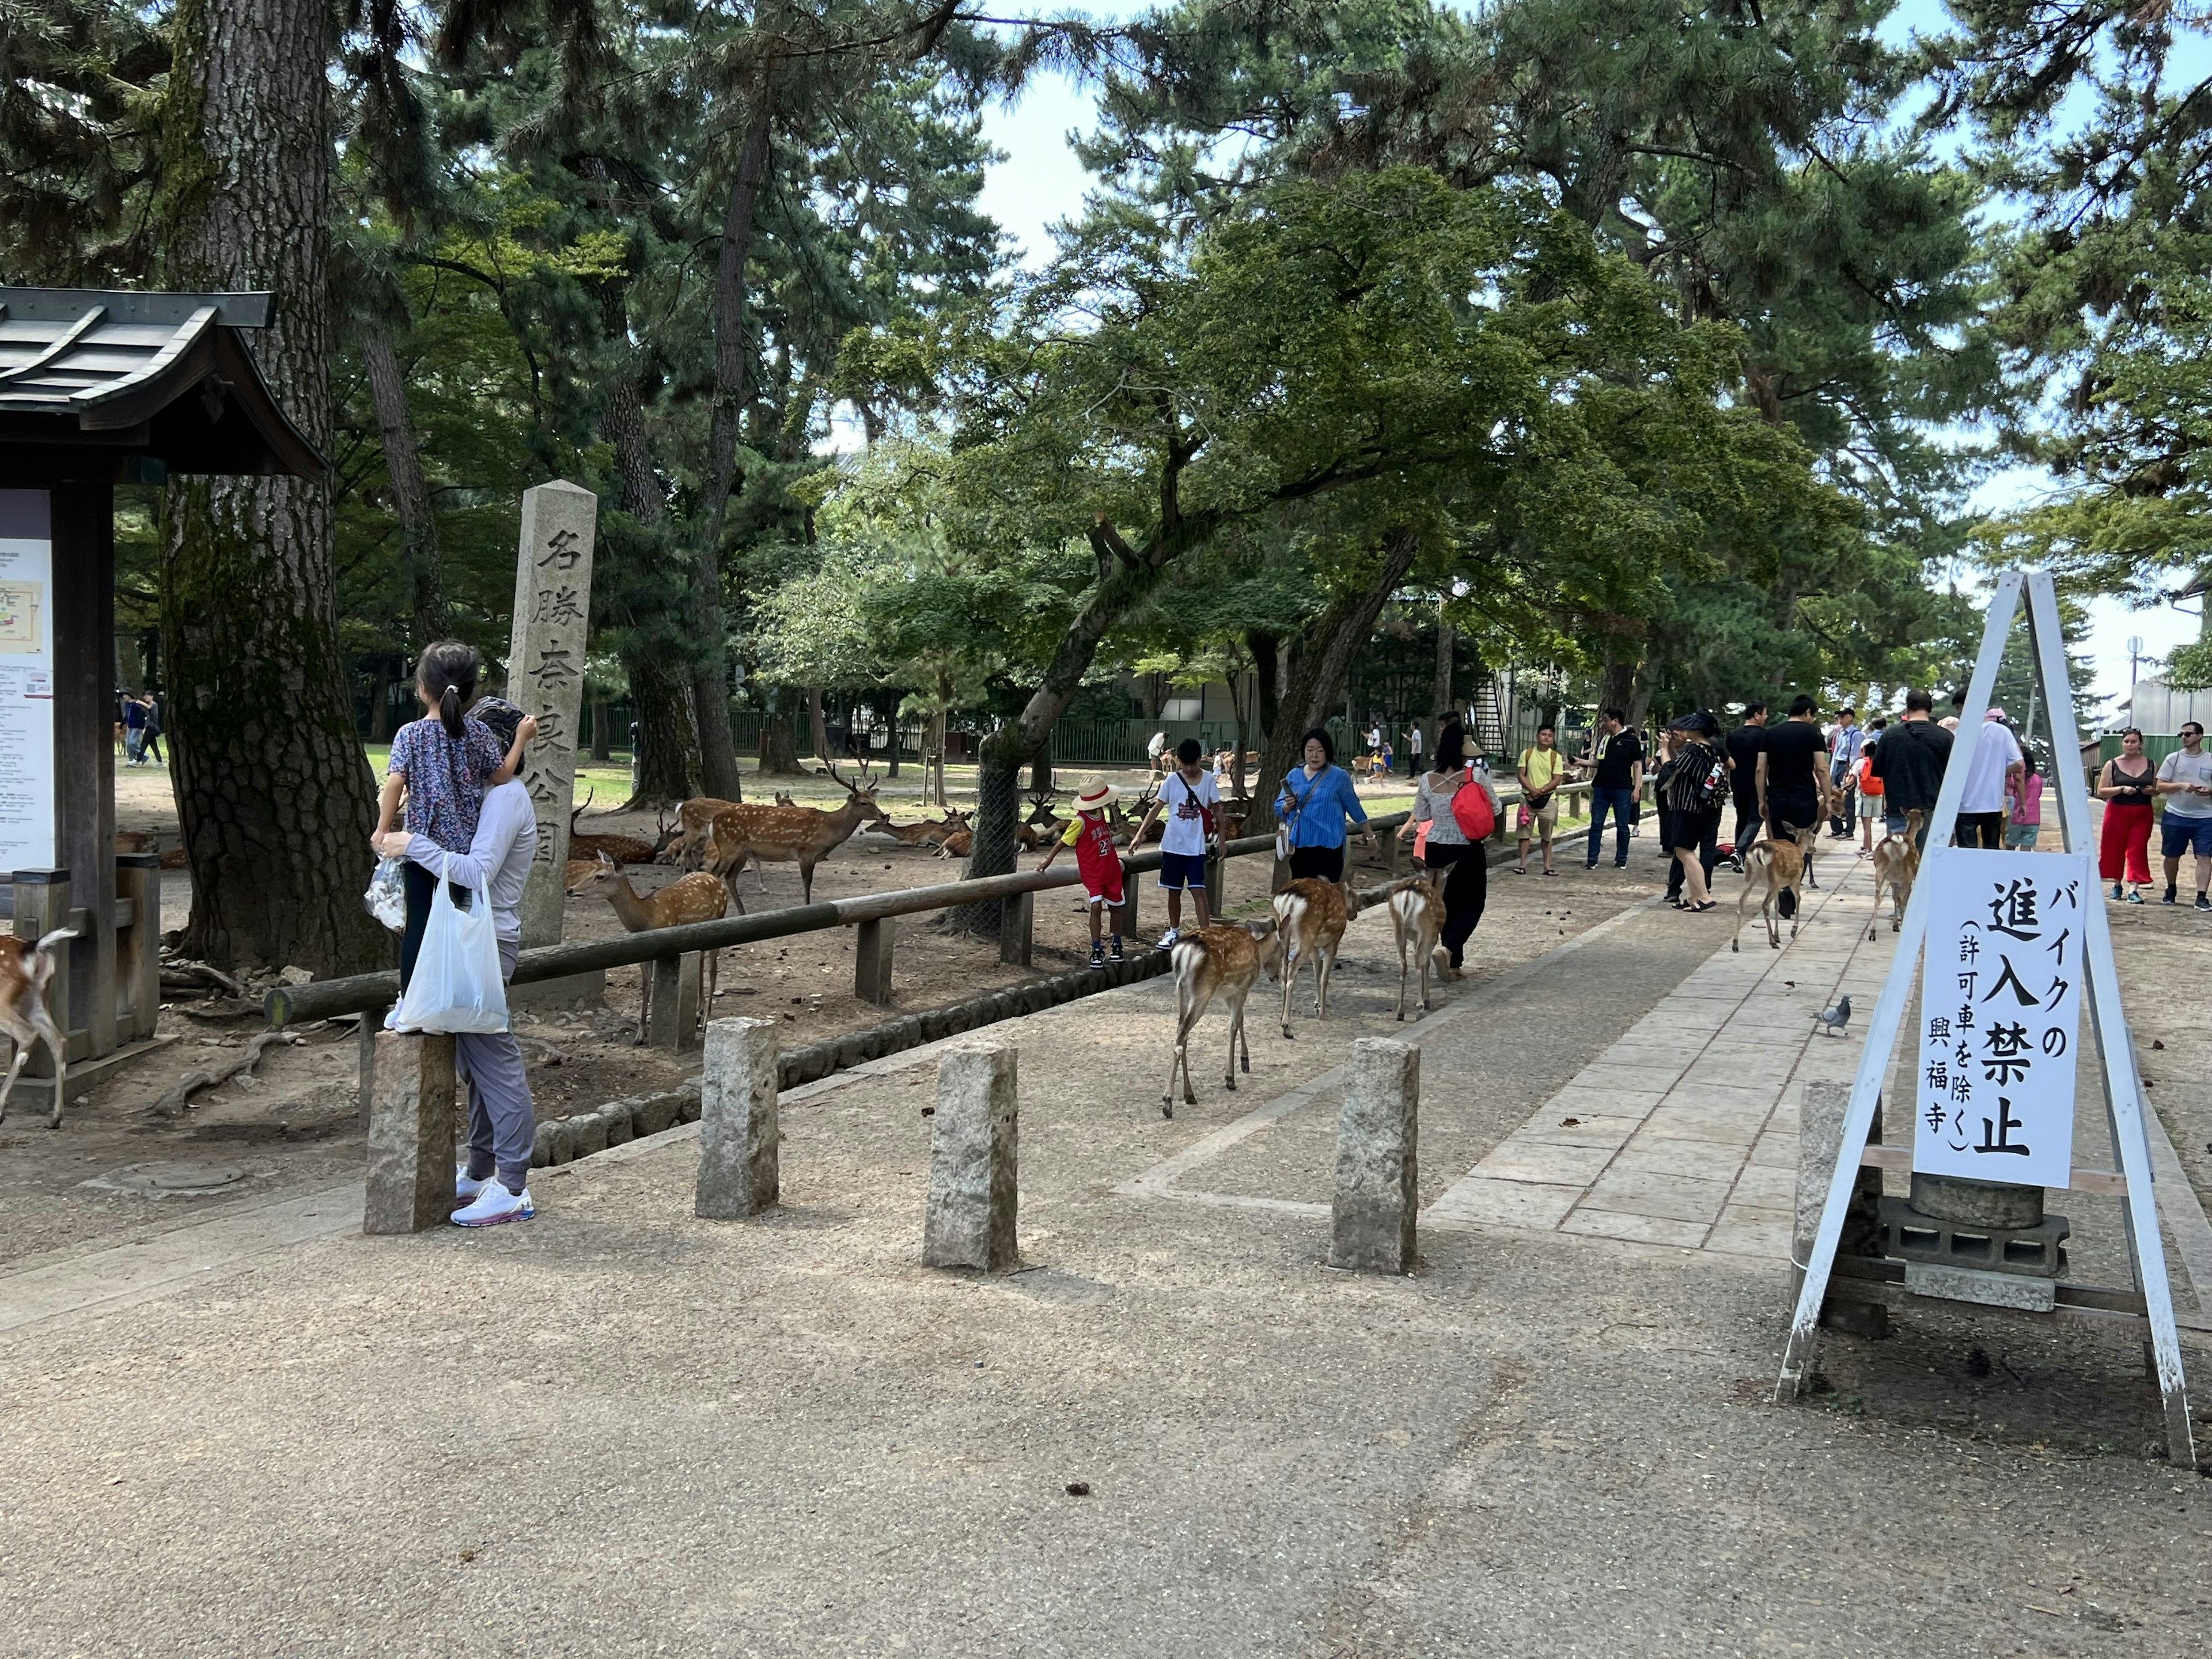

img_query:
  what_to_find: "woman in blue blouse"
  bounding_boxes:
[1277,728,1376,883]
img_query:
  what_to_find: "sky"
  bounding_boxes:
[965,2,2208,710]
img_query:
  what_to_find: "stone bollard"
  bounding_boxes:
[696,1017,781,1219]
[1330,1038,1419,1274]
[922,1043,1018,1271]
[365,1031,457,1234]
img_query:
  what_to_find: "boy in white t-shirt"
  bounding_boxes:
[1131,736,1221,948]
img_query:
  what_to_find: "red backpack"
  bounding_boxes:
[1450,767,1496,842]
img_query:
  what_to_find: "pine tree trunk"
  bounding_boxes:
[626,656,700,805]
[590,698,611,762]
[156,0,385,974]
[359,319,446,646]
[807,685,829,763]
[1249,629,1278,748]
[760,689,801,775]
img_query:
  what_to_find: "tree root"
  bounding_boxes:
[148,1029,300,1118]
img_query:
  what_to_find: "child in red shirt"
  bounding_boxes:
[1037,775,1127,966]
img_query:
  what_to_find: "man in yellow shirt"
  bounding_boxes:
[1516,724,1567,875]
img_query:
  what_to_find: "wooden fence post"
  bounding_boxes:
[855,918,896,1006]
[998,889,1033,967]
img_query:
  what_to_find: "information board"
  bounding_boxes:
[0,490,54,874]
[1913,846,2089,1190]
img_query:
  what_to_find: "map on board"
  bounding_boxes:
[0,579,43,652]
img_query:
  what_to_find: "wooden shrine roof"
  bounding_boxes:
[0,287,323,479]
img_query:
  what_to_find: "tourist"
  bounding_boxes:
[1756,694,1830,847]
[1146,728,1168,777]
[1277,727,1376,885]
[1652,725,1684,901]
[139,691,164,766]
[1725,701,1768,868]
[374,642,533,990]
[2156,719,2212,909]
[1514,722,1566,876]
[1870,688,1952,850]
[1855,717,1888,854]
[1407,722,1423,774]
[1952,706,2024,849]
[1402,724,1496,980]
[1582,706,1643,870]
[1378,733,1395,775]
[373,695,541,1228]
[1827,707,1863,837]
[1130,737,1219,949]
[2097,728,2158,902]
[2006,745,2044,850]
[1662,712,1728,911]
[1037,775,1128,966]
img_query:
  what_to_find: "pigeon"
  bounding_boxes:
[1813,994,1851,1038]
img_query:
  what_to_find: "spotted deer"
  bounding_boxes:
[699,762,891,907]
[1387,870,1448,1019]
[566,853,728,1043]
[566,791,677,866]
[1866,808,1924,940]
[1160,923,1266,1119]
[873,809,970,849]
[1733,823,1819,953]
[1271,877,1353,1037]
[0,928,73,1128]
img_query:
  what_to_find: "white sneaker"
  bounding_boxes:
[456,1168,490,1203]
[1156,928,1180,950]
[451,1181,534,1227]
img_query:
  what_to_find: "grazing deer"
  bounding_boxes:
[1271,877,1353,1037]
[566,854,728,1043]
[567,792,677,867]
[1387,871,1448,1019]
[1733,824,1819,953]
[700,762,891,907]
[1867,808,1924,940]
[0,928,73,1128]
[1160,923,1264,1119]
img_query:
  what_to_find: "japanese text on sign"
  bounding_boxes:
[1913,849,2088,1190]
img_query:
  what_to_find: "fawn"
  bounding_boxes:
[566,853,728,1043]
[1160,923,1265,1118]
[1387,871,1448,1020]
[1733,824,1819,953]
[0,928,73,1128]
[1271,877,1353,1037]
[1866,808,1924,940]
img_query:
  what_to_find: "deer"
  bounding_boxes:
[1867,808,1924,940]
[773,791,797,807]
[0,928,73,1128]
[1109,786,1163,847]
[1160,923,1265,1119]
[567,791,677,866]
[1733,823,1819,953]
[874,809,969,848]
[566,853,728,1044]
[1387,870,1448,1020]
[700,762,891,907]
[1271,876,1354,1037]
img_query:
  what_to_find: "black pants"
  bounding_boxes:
[1730,797,1760,855]
[1287,844,1344,883]
[1767,791,1819,842]
[142,731,163,764]
[1656,801,1677,878]
[399,858,474,994]
[1423,842,1488,965]
[1955,810,2005,850]
[1667,810,1722,898]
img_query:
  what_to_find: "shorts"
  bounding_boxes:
[1518,798,1559,832]
[2161,816,2212,859]
[1158,850,1207,890]
[1857,792,1883,820]
[2004,822,2039,850]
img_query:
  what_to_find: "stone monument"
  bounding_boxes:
[506,479,597,950]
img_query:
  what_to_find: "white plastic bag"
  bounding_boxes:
[389,855,509,1035]
[364,856,407,933]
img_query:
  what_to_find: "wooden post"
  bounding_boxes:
[364,1031,457,1234]
[854,916,896,1006]
[113,851,160,1041]
[11,870,73,1071]
[647,952,702,1052]
[1205,849,1226,920]
[50,482,116,1060]
[1114,875,1139,942]
[998,889,1033,967]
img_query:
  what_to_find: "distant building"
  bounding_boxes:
[2113,677,2212,737]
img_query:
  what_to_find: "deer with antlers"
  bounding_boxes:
[567,790,677,866]
[566,854,728,1043]
[1387,870,1448,1020]
[0,927,73,1128]
[1866,808,1924,940]
[1160,923,1265,1119]
[873,809,970,849]
[1271,876,1354,1037]
[1733,823,1819,953]
[699,762,891,907]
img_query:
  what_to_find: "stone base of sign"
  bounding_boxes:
[923,1044,1018,1272]
[1793,1082,1886,1264]
[1880,1195,2070,1279]
[697,1017,779,1219]
[1330,1038,1419,1274]
[507,968,607,1014]
[1905,1261,2059,1313]
[1908,1171,2044,1230]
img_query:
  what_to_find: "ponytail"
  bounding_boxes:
[416,640,481,740]
[438,684,463,738]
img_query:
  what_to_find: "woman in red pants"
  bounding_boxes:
[2097,728,2158,902]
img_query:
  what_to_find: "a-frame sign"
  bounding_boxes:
[1778,569,2195,1467]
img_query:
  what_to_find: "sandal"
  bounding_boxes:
[1513,865,1527,875]
[1543,868,1557,877]
[1691,900,1718,912]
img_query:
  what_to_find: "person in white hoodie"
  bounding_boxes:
[372,694,542,1226]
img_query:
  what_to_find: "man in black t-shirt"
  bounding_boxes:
[1757,694,1831,844]
[1724,702,1768,867]
[1582,706,1645,869]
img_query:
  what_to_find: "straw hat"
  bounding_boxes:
[1074,775,1115,810]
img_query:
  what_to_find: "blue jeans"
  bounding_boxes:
[1586,786,1635,866]
[1884,810,1934,853]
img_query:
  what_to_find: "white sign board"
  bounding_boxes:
[0,490,55,874]
[1914,847,2090,1189]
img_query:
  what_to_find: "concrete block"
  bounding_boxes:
[364,1032,457,1234]
[631,1092,679,1138]
[696,1017,780,1219]
[673,1084,702,1124]
[1793,1081,1885,1263]
[1330,1037,1419,1274]
[923,1044,1018,1272]
[1906,1262,2057,1313]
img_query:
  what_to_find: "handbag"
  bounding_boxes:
[1275,770,1312,861]
[389,854,510,1035]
